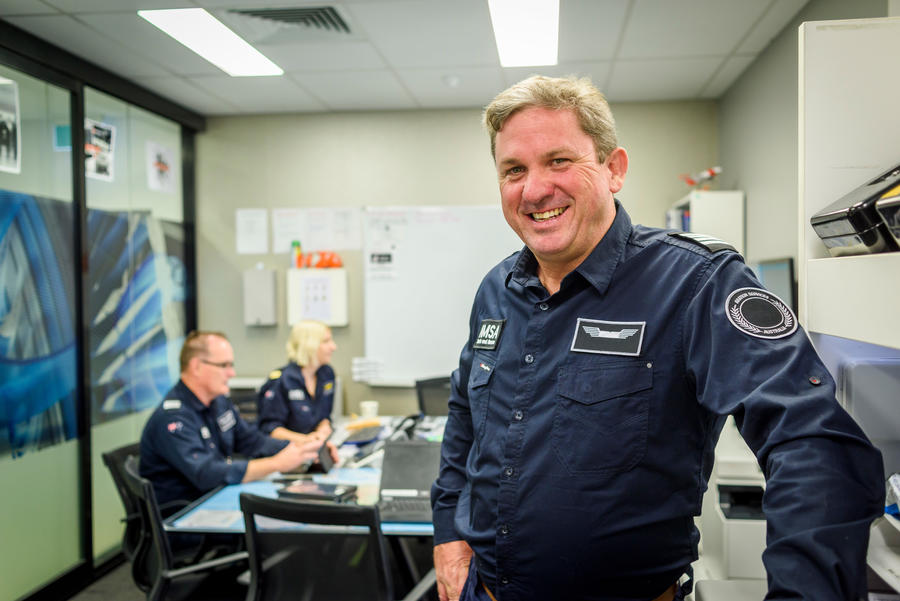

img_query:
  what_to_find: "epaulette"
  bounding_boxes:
[268,369,282,380]
[667,231,736,253]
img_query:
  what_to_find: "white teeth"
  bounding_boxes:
[532,207,565,221]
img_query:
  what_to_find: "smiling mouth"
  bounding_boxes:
[530,207,567,222]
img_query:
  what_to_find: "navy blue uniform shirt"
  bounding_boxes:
[256,362,334,435]
[140,379,287,509]
[431,202,884,601]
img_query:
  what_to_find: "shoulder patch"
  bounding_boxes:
[268,369,282,380]
[668,231,736,253]
[163,399,182,410]
[726,287,797,339]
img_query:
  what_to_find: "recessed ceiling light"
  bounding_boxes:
[488,0,559,68]
[138,8,283,77]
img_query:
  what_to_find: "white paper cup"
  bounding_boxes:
[360,400,379,419]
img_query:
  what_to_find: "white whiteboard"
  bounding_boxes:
[362,205,522,386]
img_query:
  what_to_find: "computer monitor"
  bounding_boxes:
[754,257,797,313]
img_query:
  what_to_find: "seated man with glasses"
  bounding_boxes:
[140,330,330,511]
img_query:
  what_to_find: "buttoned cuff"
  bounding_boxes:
[224,458,249,484]
[432,505,462,545]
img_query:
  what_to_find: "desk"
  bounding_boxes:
[164,468,434,537]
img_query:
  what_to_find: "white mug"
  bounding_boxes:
[360,400,379,419]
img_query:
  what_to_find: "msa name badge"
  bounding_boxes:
[288,389,306,401]
[217,410,236,433]
[726,287,797,339]
[474,319,506,350]
[570,318,646,356]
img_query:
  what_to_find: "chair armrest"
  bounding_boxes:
[398,567,436,601]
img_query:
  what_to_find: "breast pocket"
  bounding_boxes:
[468,354,495,441]
[552,358,652,475]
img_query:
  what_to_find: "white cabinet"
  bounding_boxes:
[799,17,900,591]
[668,190,745,255]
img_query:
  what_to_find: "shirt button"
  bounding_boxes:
[503,466,514,478]
[499,524,509,535]
[500,576,509,585]
[524,354,534,364]
[539,302,549,311]
[512,409,523,421]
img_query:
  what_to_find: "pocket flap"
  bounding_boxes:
[469,359,495,388]
[559,362,652,405]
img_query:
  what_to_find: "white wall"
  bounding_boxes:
[717,0,887,265]
[196,102,717,414]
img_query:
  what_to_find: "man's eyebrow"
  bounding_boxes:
[497,147,574,168]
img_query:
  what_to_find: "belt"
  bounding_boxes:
[481,581,677,601]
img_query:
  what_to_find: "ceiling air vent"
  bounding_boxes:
[229,6,350,34]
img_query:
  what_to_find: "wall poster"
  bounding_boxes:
[0,78,20,174]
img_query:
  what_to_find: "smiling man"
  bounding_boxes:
[430,76,884,601]
[140,330,324,511]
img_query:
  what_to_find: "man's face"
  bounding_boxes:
[195,336,236,401]
[494,106,626,274]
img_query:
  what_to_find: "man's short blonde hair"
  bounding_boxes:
[286,320,330,367]
[179,330,228,372]
[483,75,618,162]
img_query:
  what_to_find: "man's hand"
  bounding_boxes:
[434,540,473,601]
[274,438,321,472]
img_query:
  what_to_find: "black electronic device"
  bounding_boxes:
[875,182,900,247]
[342,425,382,445]
[304,432,334,474]
[277,481,357,502]
[810,162,900,256]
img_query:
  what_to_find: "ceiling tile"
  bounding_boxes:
[396,67,505,109]
[699,54,756,98]
[257,40,387,72]
[42,0,189,11]
[77,12,223,77]
[606,57,722,102]
[737,0,807,54]
[559,0,630,62]
[193,74,327,113]
[0,1,60,16]
[620,0,770,59]
[6,14,171,77]
[291,69,416,111]
[347,0,499,69]
[133,75,242,115]
[503,62,613,90]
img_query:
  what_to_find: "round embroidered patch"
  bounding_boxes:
[726,287,797,339]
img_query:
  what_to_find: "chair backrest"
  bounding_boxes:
[122,454,177,586]
[239,493,394,601]
[414,377,451,416]
[101,442,143,561]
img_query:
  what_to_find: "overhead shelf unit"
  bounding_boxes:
[798,16,900,592]
[667,190,745,255]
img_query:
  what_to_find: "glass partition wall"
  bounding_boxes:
[0,34,198,601]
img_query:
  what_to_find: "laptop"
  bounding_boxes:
[376,439,442,523]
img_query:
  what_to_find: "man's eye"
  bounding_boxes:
[506,166,525,176]
[551,158,569,165]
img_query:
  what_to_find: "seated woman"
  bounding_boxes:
[257,320,336,443]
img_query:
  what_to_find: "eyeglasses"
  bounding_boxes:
[201,359,235,369]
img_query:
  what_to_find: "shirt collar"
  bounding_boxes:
[506,199,633,296]
[175,379,211,413]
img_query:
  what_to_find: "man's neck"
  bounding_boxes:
[180,375,213,407]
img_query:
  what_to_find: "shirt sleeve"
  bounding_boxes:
[318,365,335,422]
[431,306,478,545]
[149,408,248,490]
[232,407,288,458]
[256,374,289,435]
[683,252,885,601]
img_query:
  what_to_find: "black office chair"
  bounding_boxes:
[239,493,436,601]
[122,455,248,601]
[101,442,144,564]
[414,377,451,416]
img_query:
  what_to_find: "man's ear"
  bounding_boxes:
[606,147,628,193]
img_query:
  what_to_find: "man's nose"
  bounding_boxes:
[521,169,553,203]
